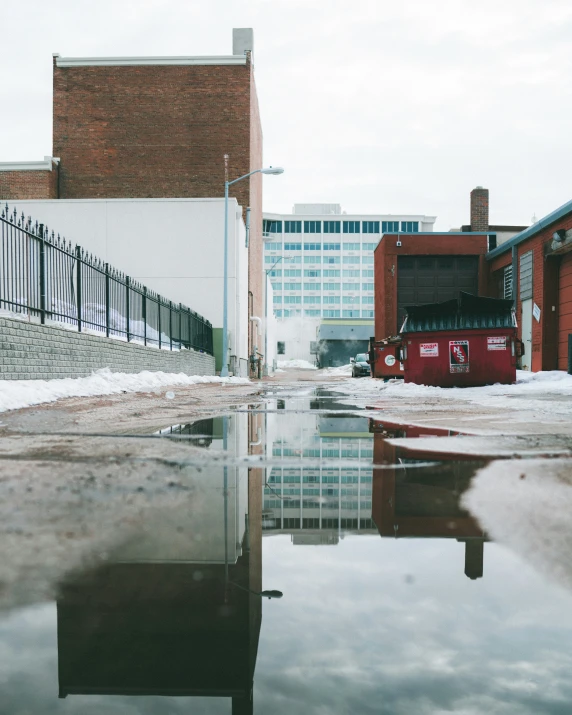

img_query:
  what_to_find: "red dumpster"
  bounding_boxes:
[368,336,403,379]
[401,292,521,387]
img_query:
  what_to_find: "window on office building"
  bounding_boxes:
[304,256,321,264]
[362,221,380,233]
[343,221,360,233]
[343,296,360,304]
[271,282,282,291]
[304,296,321,304]
[274,309,283,317]
[267,269,282,277]
[362,283,374,291]
[304,283,320,291]
[362,310,374,318]
[343,310,360,318]
[343,269,360,278]
[343,256,360,264]
[323,256,340,264]
[265,255,278,264]
[362,256,374,264]
[263,219,283,234]
[323,269,340,277]
[285,221,302,233]
[304,221,322,233]
[382,221,399,233]
[362,269,374,278]
[305,309,321,317]
[304,242,321,250]
[343,242,360,251]
[304,269,321,277]
[284,242,301,250]
[362,296,374,304]
[284,269,301,277]
[342,283,359,291]
[324,221,341,234]
[323,282,340,291]
[401,221,419,232]
[323,309,340,317]
[273,295,282,303]
[323,243,341,250]
[264,242,282,251]
[284,282,301,291]
[284,296,301,304]
[323,296,340,304]
[362,242,377,251]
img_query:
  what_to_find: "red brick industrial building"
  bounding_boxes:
[374,188,572,373]
[0,28,264,361]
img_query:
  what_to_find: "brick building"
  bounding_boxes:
[0,28,264,367]
[487,199,572,371]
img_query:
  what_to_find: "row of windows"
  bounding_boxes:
[263,219,419,234]
[267,242,377,252]
[274,295,374,304]
[267,474,373,484]
[273,282,374,292]
[274,309,374,318]
[265,256,376,265]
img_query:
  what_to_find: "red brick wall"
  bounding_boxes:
[374,233,489,338]
[0,168,58,200]
[470,187,489,231]
[53,59,253,210]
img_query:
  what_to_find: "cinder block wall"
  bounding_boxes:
[0,317,215,380]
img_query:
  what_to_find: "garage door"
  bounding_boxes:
[558,252,572,370]
[397,255,479,328]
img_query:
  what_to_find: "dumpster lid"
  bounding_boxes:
[401,292,516,333]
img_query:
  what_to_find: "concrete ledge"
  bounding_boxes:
[0,317,215,380]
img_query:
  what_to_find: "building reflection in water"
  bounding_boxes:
[370,419,487,580]
[57,410,264,715]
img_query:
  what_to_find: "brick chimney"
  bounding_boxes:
[470,186,489,232]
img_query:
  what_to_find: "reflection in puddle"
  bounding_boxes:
[4,388,572,713]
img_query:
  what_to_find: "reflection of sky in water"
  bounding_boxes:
[4,536,572,714]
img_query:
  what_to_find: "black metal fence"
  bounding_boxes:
[0,204,213,354]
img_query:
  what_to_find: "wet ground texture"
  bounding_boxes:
[2,377,572,714]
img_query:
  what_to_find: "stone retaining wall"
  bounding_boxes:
[0,317,215,380]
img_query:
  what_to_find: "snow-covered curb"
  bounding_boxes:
[0,368,249,414]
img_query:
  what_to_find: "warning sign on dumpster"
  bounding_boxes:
[487,336,507,351]
[420,342,439,357]
[449,340,469,373]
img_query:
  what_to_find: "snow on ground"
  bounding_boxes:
[330,370,572,419]
[0,368,249,414]
[463,459,572,593]
[322,363,353,377]
[277,359,317,370]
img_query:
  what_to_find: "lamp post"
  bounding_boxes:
[220,163,284,378]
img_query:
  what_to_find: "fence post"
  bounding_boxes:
[76,245,82,333]
[188,309,192,350]
[143,286,147,347]
[158,296,161,350]
[39,226,46,325]
[125,276,130,343]
[167,301,171,351]
[105,263,110,338]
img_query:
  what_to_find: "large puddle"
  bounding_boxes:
[2,387,572,714]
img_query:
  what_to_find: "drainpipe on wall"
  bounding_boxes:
[245,207,251,247]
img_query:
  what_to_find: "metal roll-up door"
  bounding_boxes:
[397,255,479,328]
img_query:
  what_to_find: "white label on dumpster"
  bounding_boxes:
[487,336,507,351]
[385,354,396,366]
[420,342,439,357]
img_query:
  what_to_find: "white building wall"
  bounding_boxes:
[10,198,250,369]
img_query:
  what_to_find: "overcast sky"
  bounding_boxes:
[1,0,571,230]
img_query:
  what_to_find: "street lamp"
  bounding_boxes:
[220,163,284,378]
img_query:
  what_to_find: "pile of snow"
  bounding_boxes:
[322,363,353,376]
[0,368,249,414]
[277,359,317,370]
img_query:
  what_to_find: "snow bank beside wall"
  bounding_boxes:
[0,317,215,380]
